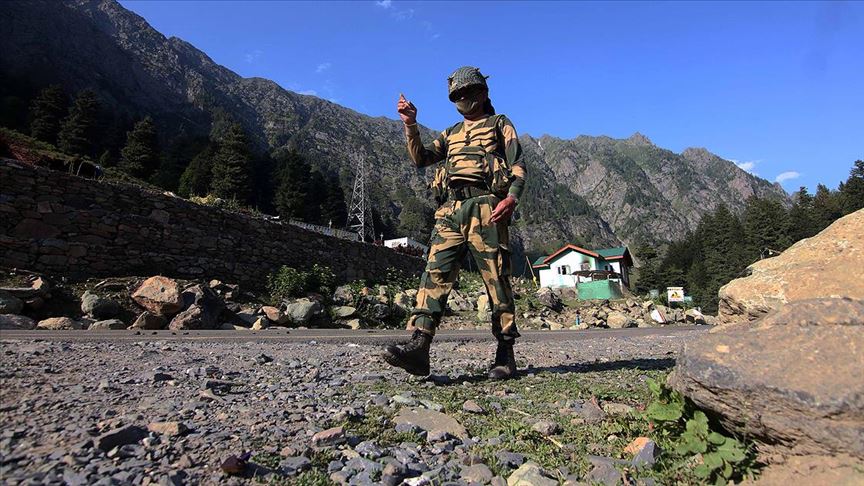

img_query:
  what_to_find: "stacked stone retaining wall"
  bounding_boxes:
[0,159,423,288]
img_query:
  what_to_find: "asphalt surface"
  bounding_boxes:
[0,325,706,344]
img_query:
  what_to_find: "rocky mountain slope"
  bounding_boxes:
[0,0,787,263]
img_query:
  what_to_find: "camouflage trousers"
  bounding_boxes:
[407,195,519,340]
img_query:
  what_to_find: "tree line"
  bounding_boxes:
[21,85,349,228]
[635,160,864,313]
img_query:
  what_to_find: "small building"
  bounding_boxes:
[532,244,633,289]
[384,237,429,254]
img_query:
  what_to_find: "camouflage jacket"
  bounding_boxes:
[403,114,527,201]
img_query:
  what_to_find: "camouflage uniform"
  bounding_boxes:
[402,94,527,340]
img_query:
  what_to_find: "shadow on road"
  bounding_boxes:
[426,357,676,386]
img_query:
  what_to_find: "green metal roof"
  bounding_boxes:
[595,246,628,258]
[532,255,549,267]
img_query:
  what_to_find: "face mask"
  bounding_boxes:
[456,99,481,115]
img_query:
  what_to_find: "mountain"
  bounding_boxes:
[0,0,787,271]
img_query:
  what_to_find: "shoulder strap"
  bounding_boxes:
[445,121,464,137]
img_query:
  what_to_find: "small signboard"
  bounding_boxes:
[667,287,685,303]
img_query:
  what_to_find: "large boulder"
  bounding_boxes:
[130,311,166,330]
[669,298,864,460]
[0,314,36,330]
[0,290,24,314]
[131,276,183,316]
[80,290,120,319]
[283,298,323,325]
[37,317,83,330]
[535,287,562,312]
[718,209,864,325]
[168,284,224,330]
[605,311,634,329]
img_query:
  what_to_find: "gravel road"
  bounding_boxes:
[0,327,704,485]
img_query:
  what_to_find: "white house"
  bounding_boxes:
[384,237,429,254]
[532,244,633,288]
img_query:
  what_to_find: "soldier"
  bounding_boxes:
[383,66,527,379]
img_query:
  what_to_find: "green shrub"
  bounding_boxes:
[644,379,756,484]
[267,264,336,303]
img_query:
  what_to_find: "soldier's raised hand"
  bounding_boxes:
[397,93,417,124]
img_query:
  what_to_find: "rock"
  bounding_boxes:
[602,402,634,415]
[332,306,357,319]
[495,451,526,469]
[0,314,36,330]
[251,317,268,330]
[393,292,414,315]
[147,421,189,436]
[130,311,166,330]
[462,400,485,414]
[393,408,469,440]
[283,298,322,325]
[80,290,120,319]
[311,426,346,447]
[535,288,562,312]
[448,290,474,312]
[562,399,606,424]
[506,462,557,486]
[684,308,705,324]
[37,317,83,330]
[344,318,362,330]
[669,298,864,459]
[88,319,126,330]
[718,209,864,324]
[131,276,183,316]
[586,456,623,485]
[168,305,209,330]
[605,311,634,329]
[631,440,659,466]
[0,290,24,314]
[333,285,354,305]
[280,456,311,475]
[372,303,390,320]
[624,437,651,456]
[531,420,561,436]
[96,425,148,452]
[461,463,494,484]
[261,305,289,324]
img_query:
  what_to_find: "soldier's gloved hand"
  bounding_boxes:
[397,93,417,124]
[490,195,517,223]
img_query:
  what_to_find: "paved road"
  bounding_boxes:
[0,325,706,344]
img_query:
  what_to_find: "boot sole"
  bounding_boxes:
[382,348,430,376]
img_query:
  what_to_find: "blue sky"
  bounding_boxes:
[121,0,863,193]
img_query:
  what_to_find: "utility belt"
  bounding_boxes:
[448,184,492,202]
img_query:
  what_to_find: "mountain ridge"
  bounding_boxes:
[0,0,788,268]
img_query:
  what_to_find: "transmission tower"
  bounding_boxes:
[347,155,375,242]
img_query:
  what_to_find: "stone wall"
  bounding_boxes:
[0,159,423,288]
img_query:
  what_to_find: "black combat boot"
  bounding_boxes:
[382,330,432,376]
[488,339,517,380]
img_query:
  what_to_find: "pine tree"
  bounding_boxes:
[838,160,864,215]
[58,89,100,157]
[633,244,661,295]
[812,183,841,233]
[28,85,67,145]
[209,122,252,203]
[742,197,791,259]
[153,133,209,193]
[273,150,311,220]
[397,197,434,243]
[178,145,215,197]
[118,117,160,179]
[321,174,348,228]
[787,187,816,243]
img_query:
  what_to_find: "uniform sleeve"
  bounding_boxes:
[499,116,526,200]
[404,123,446,169]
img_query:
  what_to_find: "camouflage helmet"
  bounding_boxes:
[447,66,488,101]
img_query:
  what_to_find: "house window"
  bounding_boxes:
[580,262,591,271]
[557,265,570,275]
